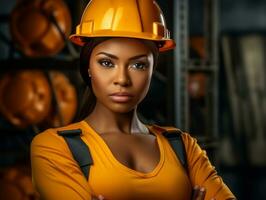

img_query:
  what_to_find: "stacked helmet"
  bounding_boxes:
[0,71,51,128]
[10,0,71,57]
[42,71,78,128]
[0,165,40,200]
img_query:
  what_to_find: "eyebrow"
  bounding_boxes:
[96,52,148,60]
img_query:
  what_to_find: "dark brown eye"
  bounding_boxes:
[98,59,114,68]
[131,62,148,70]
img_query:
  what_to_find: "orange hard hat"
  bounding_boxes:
[69,0,175,52]
[10,0,72,57]
[43,71,78,128]
[0,70,51,128]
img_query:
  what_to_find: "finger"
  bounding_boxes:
[192,185,200,200]
[98,195,105,200]
[91,194,105,200]
[196,187,206,200]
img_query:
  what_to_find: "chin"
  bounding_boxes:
[110,105,136,114]
[109,103,136,114]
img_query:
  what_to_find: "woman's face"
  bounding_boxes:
[89,38,154,113]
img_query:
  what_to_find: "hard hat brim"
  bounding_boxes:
[69,33,176,52]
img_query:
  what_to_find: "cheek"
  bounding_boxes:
[133,71,152,97]
[89,63,102,93]
[89,65,113,100]
[90,74,106,96]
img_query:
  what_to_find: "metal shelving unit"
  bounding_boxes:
[173,0,189,131]
[173,0,219,153]
[0,0,84,167]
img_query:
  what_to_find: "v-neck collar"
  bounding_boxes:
[80,120,165,178]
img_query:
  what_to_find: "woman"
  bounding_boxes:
[31,0,236,200]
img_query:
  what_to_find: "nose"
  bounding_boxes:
[113,65,131,87]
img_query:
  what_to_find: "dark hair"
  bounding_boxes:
[76,37,160,121]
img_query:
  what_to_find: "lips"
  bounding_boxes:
[109,92,133,103]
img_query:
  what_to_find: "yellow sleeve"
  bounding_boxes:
[30,129,92,200]
[182,133,236,200]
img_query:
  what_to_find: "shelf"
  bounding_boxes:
[187,66,218,72]
[0,57,80,71]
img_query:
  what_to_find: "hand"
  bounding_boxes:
[191,185,216,200]
[191,185,206,200]
[92,194,105,200]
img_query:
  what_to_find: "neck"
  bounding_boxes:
[84,102,149,135]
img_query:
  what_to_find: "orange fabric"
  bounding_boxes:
[31,121,235,200]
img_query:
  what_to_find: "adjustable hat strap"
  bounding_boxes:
[57,129,93,180]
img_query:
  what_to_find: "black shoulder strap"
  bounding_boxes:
[162,129,187,170]
[57,129,93,180]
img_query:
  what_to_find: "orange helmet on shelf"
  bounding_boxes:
[0,70,51,128]
[10,0,72,57]
[42,71,78,128]
[69,0,175,52]
[0,165,40,200]
[188,72,208,99]
[190,36,206,59]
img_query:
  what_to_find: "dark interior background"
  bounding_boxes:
[0,0,265,199]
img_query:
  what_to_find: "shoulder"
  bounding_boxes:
[31,121,84,153]
[148,124,196,147]
[148,124,191,138]
[148,124,182,134]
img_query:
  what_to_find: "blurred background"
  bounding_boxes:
[0,0,265,199]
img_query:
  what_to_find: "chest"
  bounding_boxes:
[100,133,160,173]
[89,133,192,200]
